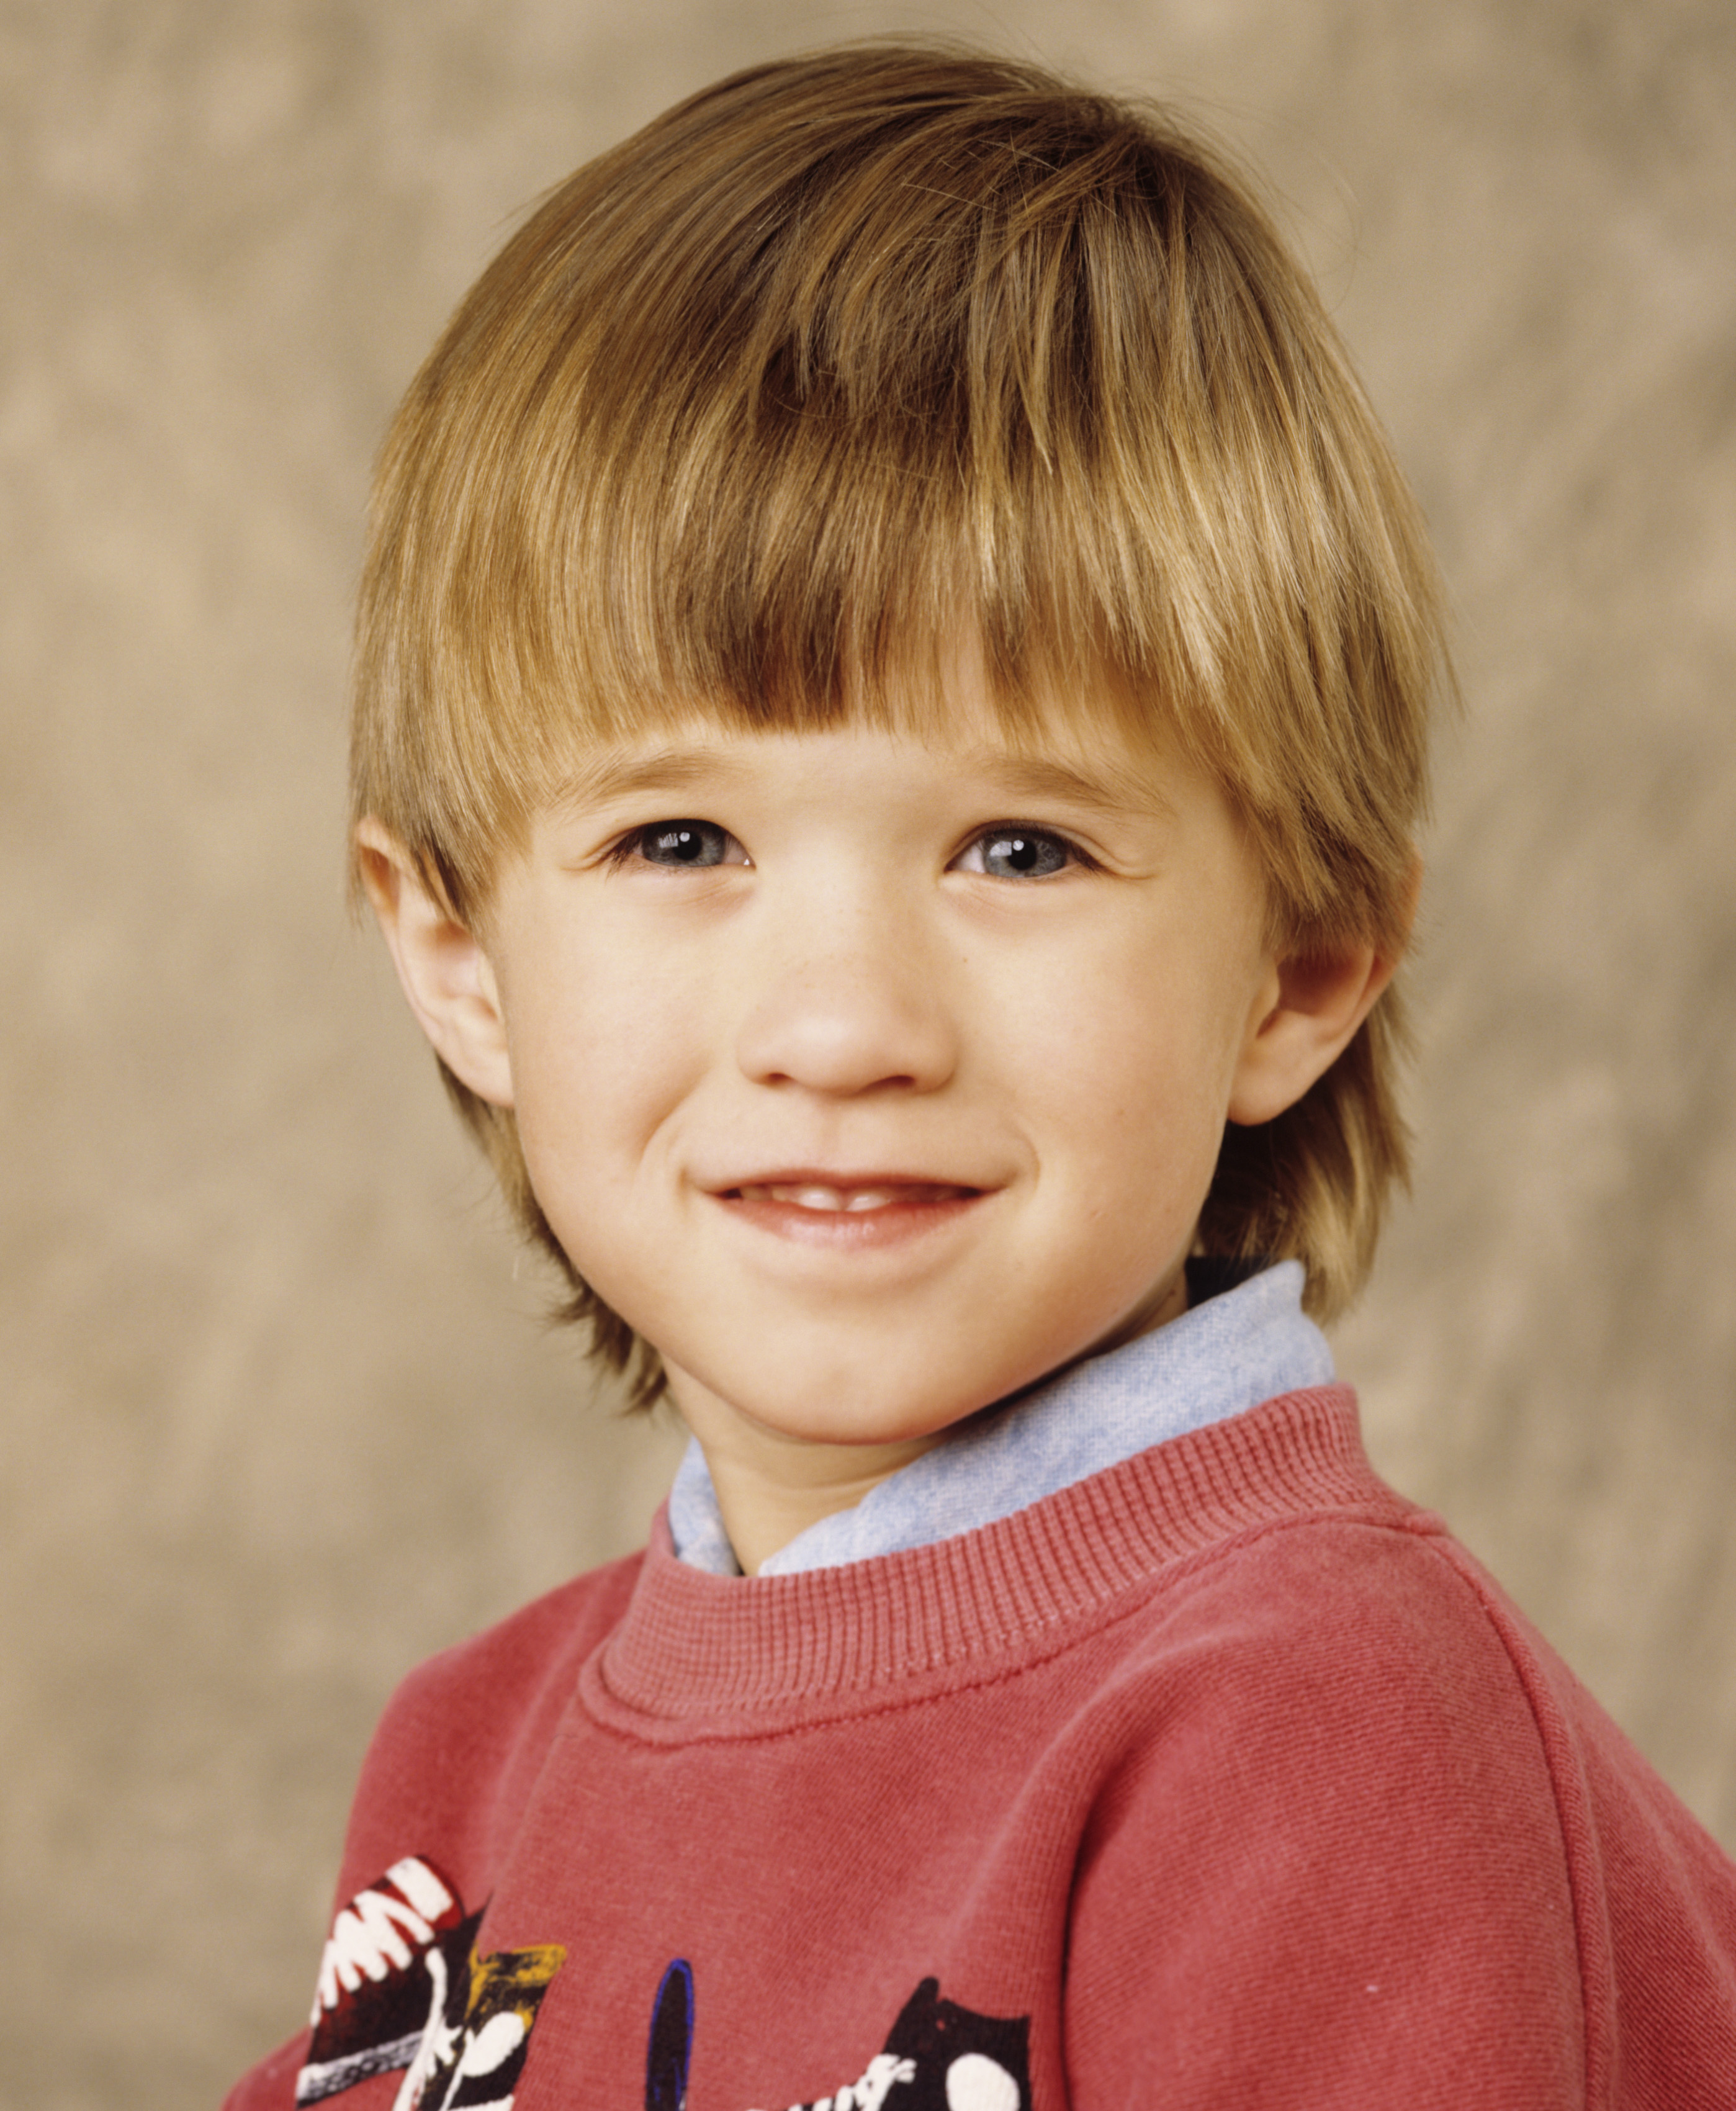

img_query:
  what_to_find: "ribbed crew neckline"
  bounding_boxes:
[582,1387,1418,1740]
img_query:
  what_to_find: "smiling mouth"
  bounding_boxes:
[732,1181,977,1213]
[714,1179,988,1246]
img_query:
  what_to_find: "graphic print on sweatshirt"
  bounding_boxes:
[647,1958,1032,2111]
[295,1857,565,2109]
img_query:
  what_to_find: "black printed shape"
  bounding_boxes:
[880,1978,1031,2111]
[646,1958,695,2111]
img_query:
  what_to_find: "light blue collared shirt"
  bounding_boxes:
[668,1259,1333,1577]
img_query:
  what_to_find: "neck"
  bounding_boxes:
[667,1384,943,1575]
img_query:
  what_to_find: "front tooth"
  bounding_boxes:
[788,1184,848,1210]
[846,1189,896,1211]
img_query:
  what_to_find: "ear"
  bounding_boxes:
[354,819,516,1109]
[1226,865,1418,1127]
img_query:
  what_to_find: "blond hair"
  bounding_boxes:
[353,43,1450,1403]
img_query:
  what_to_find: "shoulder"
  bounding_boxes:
[331,1550,644,1901]
[1063,1511,1583,2099]
[1081,1499,1672,1910]
[223,1554,647,2111]
[1087,1504,1569,1817]
[380,1548,643,1729]
[1065,1498,1736,2106]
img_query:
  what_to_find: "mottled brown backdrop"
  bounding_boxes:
[3,2,1733,2104]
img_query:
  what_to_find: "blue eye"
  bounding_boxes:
[632,820,741,868]
[965,827,1074,879]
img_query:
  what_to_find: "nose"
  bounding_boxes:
[733,902,957,1097]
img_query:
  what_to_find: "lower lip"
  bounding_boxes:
[712,1186,987,1249]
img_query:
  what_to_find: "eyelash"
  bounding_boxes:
[607,819,1091,878]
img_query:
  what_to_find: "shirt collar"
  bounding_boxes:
[668,1258,1333,1578]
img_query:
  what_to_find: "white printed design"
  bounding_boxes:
[752,2049,917,2111]
[754,2045,1021,2111]
[312,1858,461,2023]
[941,2053,1022,2111]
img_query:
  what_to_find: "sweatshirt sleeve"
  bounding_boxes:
[221,2031,308,2111]
[1061,1518,1591,2110]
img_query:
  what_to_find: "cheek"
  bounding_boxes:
[1025,945,1245,1166]
[503,943,702,1212]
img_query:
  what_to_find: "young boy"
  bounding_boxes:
[227,44,1736,2111]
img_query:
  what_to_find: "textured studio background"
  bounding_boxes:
[3,2,1734,2104]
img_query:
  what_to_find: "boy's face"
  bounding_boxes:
[449,667,1295,1493]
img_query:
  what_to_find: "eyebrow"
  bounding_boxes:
[550,740,1176,820]
[968,752,1177,821]
[551,746,756,810]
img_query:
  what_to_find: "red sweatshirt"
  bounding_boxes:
[225,1385,1736,2110]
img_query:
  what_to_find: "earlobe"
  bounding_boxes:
[355,819,516,1109]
